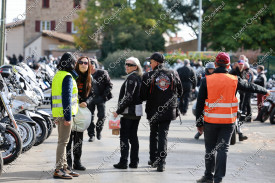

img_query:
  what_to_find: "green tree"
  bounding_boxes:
[74,0,176,58]
[101,24,165,58]
[166,0,200,37]
[165,0,212,50]
[202,0,275,52]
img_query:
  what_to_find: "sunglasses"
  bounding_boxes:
[125,63,136,67]
[90,61,96,65]
[78,61,88,65]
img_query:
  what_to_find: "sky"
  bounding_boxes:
[1,0,26,23]
[0,0,195,41]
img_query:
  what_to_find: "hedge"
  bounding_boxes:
[103,50,152,78]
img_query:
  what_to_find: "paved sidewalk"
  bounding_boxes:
[1,80,275,183]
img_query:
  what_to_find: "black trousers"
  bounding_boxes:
[119,117,140,164]
[87,102,106,137]
[150,120,171,165]
[239,91,244,110]
[66,131,83,168]
[180,89,191,114]
[241,92,252,116]
[204,122,235,183]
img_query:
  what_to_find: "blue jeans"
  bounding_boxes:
[204,122,235,183]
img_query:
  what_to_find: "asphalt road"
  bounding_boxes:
[1,79,275,183]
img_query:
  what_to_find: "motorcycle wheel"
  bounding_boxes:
[2,126,22,164]
[0,153,3,176]
[230,128,236,145]
[17,122,36,153]
[32,117,48,146]
[43,116,53,139]
[258,106,269,123]
[269,108,275,124]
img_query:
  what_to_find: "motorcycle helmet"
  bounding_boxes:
[205,62,215,69]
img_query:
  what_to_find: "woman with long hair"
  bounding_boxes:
[113,57,143,169]
[66,56,92,171]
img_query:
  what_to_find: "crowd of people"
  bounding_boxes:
[6,54,24,65]
[51,52,270,183]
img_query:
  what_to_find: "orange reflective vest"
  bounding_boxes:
[204,73,238,124]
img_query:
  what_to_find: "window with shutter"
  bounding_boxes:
[42,0,50,8]
[41,21,51,31]
[35,20,41,32]
[73,0,81,9]
[51,21,56,31]
[67,22,72,33]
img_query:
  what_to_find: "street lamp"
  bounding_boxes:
[198,0,202,52]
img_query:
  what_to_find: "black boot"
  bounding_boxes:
[129,161,139,168]
[157,164,165,172]
[196,176,213,183]
[73,160,86,171]
[113,162,128,169]
[148,160,158,168]
[239,133,248,141]
[88,136,95,142]
[96,131,102,140]
[96,125,103,140]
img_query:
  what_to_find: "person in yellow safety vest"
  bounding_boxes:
[195,52,270,183]
[52,52,79,179]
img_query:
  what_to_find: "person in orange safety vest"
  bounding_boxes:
[195,52,270,183]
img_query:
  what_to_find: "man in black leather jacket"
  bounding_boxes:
[241,62,254,122]
[230,60,245,109]
[140,52,183,172]
[177,59,197,115]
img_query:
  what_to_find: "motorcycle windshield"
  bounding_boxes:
[14,66,39,86]
[45,65,55,78]
[19,63,37,80]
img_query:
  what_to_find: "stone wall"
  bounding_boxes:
[24,0,88,45]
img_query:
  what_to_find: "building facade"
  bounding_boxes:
[5,20,25,58]
[24,0,90,59]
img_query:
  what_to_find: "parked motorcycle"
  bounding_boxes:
[0,152,2,176]
[9,74,49,146]
[257,89,275,123]
[0,78,22,164]
[1,68,49,146]
[0,74,36,153]
[13,64,53,139]
[268,91,275,124]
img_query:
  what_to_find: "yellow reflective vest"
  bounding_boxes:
[51,71,78,118]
